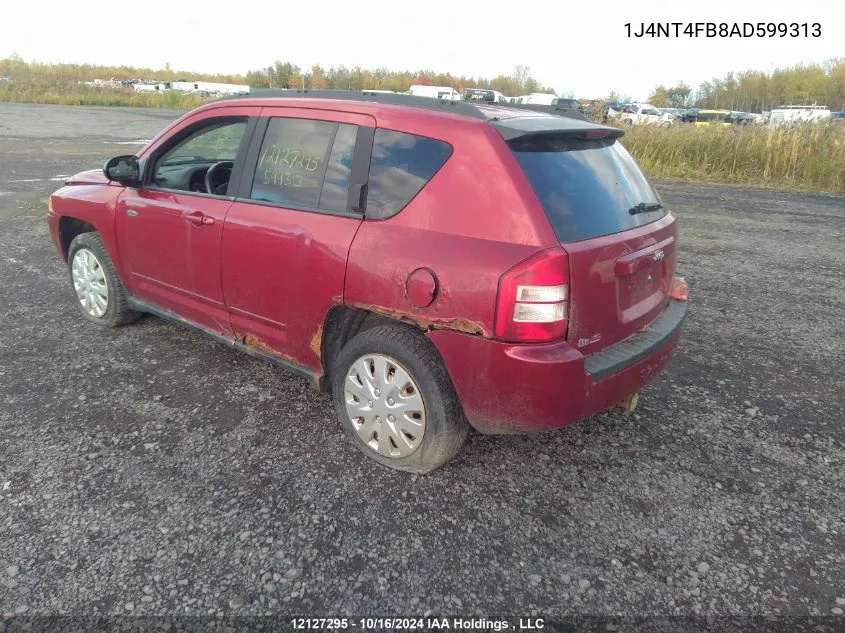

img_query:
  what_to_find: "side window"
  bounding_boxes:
[319,124,358,213]
[250,118,357,212]
[152,120,247,195]
[365,129,452,220]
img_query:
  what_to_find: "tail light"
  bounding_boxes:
[494,248,569,343]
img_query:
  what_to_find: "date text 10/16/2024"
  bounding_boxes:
[290,617,546,630]
[624,22,821,37]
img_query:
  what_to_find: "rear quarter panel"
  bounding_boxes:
[344,121,558,337]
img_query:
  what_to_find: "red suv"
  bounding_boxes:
[47,91,688,472]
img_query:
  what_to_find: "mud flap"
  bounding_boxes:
[617,391,640,412]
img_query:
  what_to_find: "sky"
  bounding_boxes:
[1,0,842,99]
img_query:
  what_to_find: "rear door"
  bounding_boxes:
[508,133,676,354]
[220,107,375,370]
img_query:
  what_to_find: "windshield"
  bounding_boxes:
[510,137,666,242]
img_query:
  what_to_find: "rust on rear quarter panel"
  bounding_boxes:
[350,302,485,336]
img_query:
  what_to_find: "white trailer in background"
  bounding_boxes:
[409,85,461,100]
[768,105,831,126]
[133,83,168,92]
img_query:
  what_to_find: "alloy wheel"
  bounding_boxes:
[71,248,109,318]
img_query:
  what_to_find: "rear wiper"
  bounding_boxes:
[628,202,664,215]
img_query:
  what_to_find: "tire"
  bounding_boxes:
[67,231,140,327]
[331,325,469,473]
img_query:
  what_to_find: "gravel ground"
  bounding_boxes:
[0,103,844,628]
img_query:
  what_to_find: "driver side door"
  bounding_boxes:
[115,108,259,334]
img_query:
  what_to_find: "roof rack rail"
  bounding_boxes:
[219,88,592,123]
[222,88,490,119]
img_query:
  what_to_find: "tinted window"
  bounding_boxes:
[251,118,356,211]
[365,130,452,219]
[511,137,666,242]
[318,123,357,212]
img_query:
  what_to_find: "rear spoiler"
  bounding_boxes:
[492,115,625,142]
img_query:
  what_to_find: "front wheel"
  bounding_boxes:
[331,325,468,473]
[67,231,140,327]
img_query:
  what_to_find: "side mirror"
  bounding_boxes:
[103,155,140,185]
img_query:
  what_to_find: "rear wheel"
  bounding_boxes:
[67,232,140,327]
[331,325,468,473]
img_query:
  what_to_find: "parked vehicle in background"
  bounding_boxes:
[514,93,558,105]
[727,111,755,125]
[409,85,461,100]
[462,88,509,103]
[692,110,731,126]
[606,103,632,118]
[768,105,832,126]
[552,98,581,110]
[46,89,688,473]
[614,103,670,126]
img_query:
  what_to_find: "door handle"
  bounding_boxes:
[184,211,214,226]
[126,209,139,217]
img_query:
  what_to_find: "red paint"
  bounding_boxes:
[47,95,687,433]
[114,189,233,335]
[564,214,677,353]
[405,268,438,308]
[221,201,360,369]
[430,316,684,434]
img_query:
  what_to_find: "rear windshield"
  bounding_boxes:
[510,137,666,242]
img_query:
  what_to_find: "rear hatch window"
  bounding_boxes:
[510,136,666,242]
[509,132,676,354]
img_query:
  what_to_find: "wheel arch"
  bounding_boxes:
[58,216,98,261]
[319,305,428,393]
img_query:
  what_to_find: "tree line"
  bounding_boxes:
[0,54,554,97]
[244,62,555,96]
[2,53,843,113]
[647,58,845,112]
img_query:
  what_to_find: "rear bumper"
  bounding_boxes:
[429,299,687,434]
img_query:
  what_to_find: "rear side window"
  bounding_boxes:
[251,118,357,212]
[365,129,452,219]
[511,137,666,242]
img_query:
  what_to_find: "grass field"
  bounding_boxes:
[0,81,208,109]
[618,123,845,193]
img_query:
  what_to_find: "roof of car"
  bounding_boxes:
[215,89,606,136]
